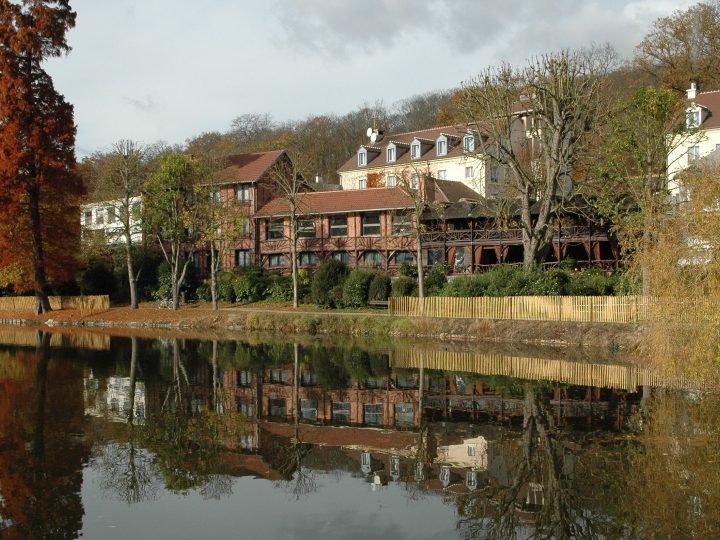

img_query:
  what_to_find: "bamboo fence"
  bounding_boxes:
[0,295,110,312]
[389,295,657,323]
[392,349,714,393]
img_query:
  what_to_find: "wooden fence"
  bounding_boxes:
[0,295,110,312]
[389,295,652,323]
[392,349,715,393]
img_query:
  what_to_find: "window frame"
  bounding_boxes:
[235,249,250,267]
[267,253,287,267]
[411,142,421,159]
[463,134,475,152]
[361,213,381,236]
[436,137,447,156]
[392,213,412,236]
[386,174,397,187]
[267,219,284,240]
[299,252,319,267]
[688,145,700,164]
[236,183,251,203]
[297,218,316,239]
[386,145,396,163]
[437,169,447,180]
[358,149,367,167]
[358,177,367,189]
[329,215,348,238]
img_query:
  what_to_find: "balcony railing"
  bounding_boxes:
[421,226,611,245]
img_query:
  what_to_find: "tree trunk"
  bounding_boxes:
[28,183,51,314]
[128,337,138,424]
[210,243,218,310]
[416,230,425,298]
[290,214,299,309]
[126,240,138,309]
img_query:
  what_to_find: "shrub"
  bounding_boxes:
[195,282,212,303]
[216,272,236,303]
[565,268,616,296]
[233,272,269,304]
[341,269,374,308]
[266,274,294,302]
[368,273,391,301]
[392,275,417,297]
[424,263,448,296]
[399,263,418,279]
[441,274,486,297]
[80,260,117,297]
[312,258,349,308]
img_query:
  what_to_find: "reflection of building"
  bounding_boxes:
[437,436,488,470]
[84,371,146,423]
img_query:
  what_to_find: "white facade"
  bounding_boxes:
[667,86,720,199]
[81,196,143,245]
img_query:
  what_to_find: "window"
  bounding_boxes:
[387,146,396,163]
[299,252,318,267]
[393,214,412,235]
[237,370,252,387]
[300,399,318,421]
[297,218,315,238]
[235,249,250,267]
[332,251,349,264]
[358,149,367,167]
[490,164,500,183]
[411,174,419,189]
[437,169,447,180]
[240,219,251,237]
[329,216,348,237]
[463,134,475,152]
[688,145,700,164]
[332,401,351,423]
[106,207,117,224]
[269,398,286,417]
[210,189,221,202]
[364,376,386,389]
[95,208,105,225]
[467,445,477,457]
[240,433,254,450]
[364,403,383,426]
[269,369,287,383]
[437,138,447,156]
[387,175,397,187]
[83,211,92,226]
[301,371,317,386]
[238,400,253,417]
[465,166,473,179]
[411,142,421,159]
[359,177,367,189]
[362,251,383,266]
[394,251,414,264]
[687,108,701,128]
[428,249,443,266]
[268,254,286,267]
[236,184,250,202]
[362,214,381,236]
[395,403,414,427]
[267,219,284,240]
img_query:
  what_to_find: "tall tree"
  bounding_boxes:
[636,1,720,93]
[143,154,204,310]
[0,0,82,313]
[462,48,611,270]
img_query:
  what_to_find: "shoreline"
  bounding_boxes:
[0,303,643,353]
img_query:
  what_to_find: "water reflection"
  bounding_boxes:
[0,331,718,538]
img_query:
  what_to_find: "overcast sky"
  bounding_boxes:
[44,0,695,157]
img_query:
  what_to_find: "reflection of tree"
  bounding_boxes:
[458,383,594,540]
[277,343,317,499]
[0,332,88,539]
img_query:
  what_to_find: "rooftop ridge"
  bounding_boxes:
[379,123,467,139]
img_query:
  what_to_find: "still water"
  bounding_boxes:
[0,329,717,539]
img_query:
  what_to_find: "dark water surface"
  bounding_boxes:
[0,329,717,539]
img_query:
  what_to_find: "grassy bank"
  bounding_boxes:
[0,303,642,352]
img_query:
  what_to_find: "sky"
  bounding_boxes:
[44,0,696,157]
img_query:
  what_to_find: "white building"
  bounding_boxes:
[337,126,508,198]
[80,196,143,245]
[667,83,720,198]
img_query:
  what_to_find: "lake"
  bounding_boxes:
[0,329,717,539]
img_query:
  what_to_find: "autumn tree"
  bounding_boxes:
[636,1,720,93]
[143,154,205,310]
[461,48,611,270]
[0,0,83,312]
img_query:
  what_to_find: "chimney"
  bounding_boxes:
[687,81,698,100]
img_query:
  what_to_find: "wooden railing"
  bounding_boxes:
[420,226,611,245]
[389,295,651,323]
[0,295,110,312]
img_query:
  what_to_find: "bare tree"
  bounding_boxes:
[462,48,612,271]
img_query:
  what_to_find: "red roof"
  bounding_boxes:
[255,187,414,217]
[215,150,286,183]
[693,90,720,130]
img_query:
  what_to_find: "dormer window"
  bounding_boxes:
[358,148,367,167]
[436,136,447,156]
[463,134,475,152]
[411,142,421,159]
[386,144,396,163]
[686,107,701,129]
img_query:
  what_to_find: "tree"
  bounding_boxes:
[636,2,720,93]
[143,154,204,310]
[595,87,695,295]
[0,0,83,313]
[461,48,611,271]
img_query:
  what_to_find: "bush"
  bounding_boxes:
[233,272,269,304]
[424,263,448,296]
[399,263,418,279]
[392,275,417,297]
[80,260,117,297]
[216,272,236,303]
[564,268,616,296]
[195,282,212,303]
[368,273,391,301]
[341,269,374,308]
[266,274,294,302]
[312,258,349,308]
